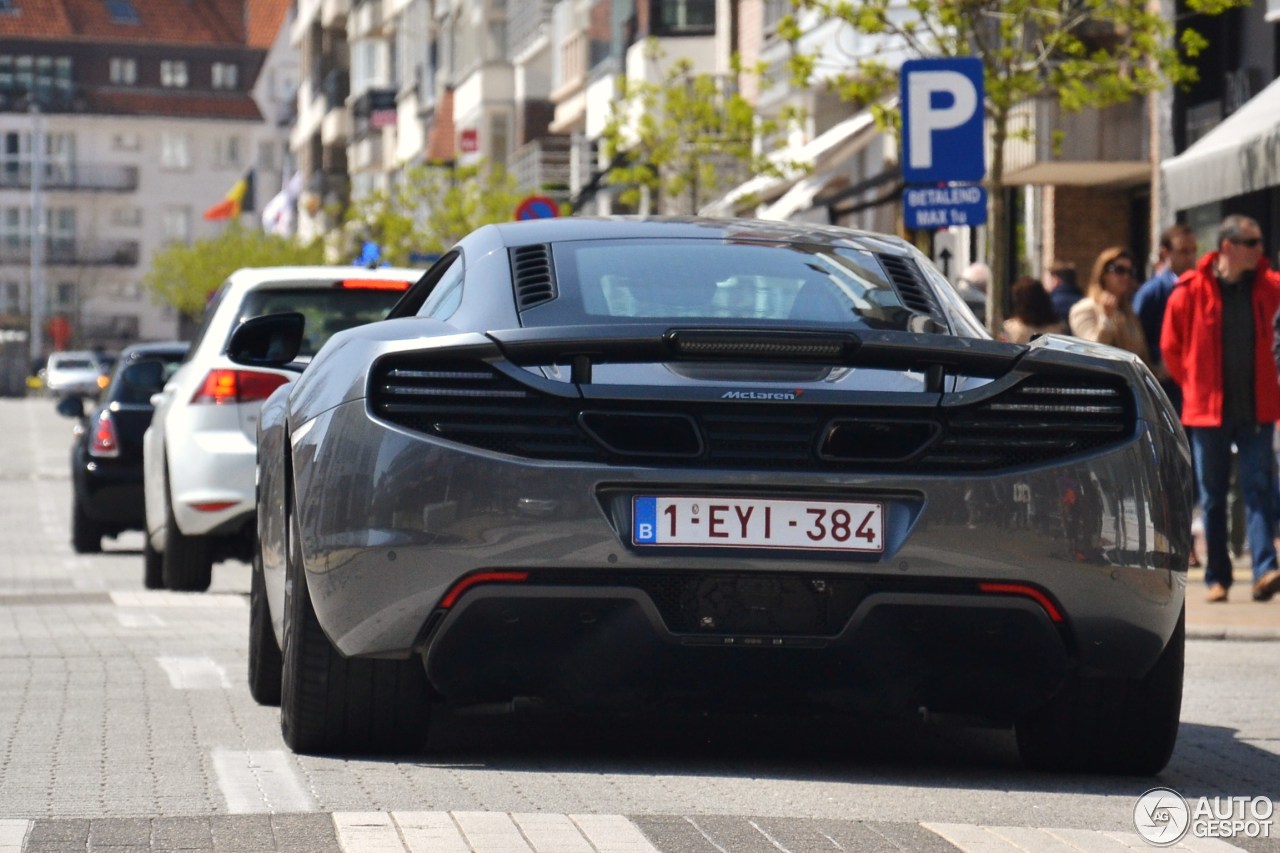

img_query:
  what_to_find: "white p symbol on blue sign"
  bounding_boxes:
[900,58,985,184]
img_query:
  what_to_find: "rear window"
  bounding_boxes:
[53,358,95,370]
[527,238,920,331]
[234,282,409,356]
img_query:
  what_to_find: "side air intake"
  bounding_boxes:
[510,244,557,309]
[878,254,948,327]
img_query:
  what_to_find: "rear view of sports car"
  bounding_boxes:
[238,218,1191,774]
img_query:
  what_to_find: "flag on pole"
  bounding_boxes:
[203,169,255,220]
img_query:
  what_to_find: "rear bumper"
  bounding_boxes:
[75,456,144,529]
[423,582,1071,723]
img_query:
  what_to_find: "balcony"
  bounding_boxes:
[997,95,1150,187]
[511,135,571,199]
[320,0,351,29]
[551,29,588,103]
[507,0,554,61]
[0,163,138,192]
[0,239,139,267]
[349,0,384,39]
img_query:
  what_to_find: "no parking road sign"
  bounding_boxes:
[515,195,560,220]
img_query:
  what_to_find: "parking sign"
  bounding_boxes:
[900,58,985,184]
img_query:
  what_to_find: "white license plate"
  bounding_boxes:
[632,496,884,552]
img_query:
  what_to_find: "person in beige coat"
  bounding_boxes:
[1068,246,1151,368]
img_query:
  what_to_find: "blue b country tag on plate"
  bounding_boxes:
[633,497,658,543]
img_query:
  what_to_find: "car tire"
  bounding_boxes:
[248,549,283,706]
[279,493,431,755]
[160,476,213,592]
[1016,606,1184,775]
[72,496,102,554]
[143,535,163,590]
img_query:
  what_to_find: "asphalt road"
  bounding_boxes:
[0,397,1277,853]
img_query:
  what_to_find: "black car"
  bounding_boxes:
[58,342,188,579]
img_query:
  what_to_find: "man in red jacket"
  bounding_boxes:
[1162,214,1280,603]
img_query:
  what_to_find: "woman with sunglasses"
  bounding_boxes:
[1067,246,1152,367]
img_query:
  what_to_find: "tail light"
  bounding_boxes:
[88,411,120,458]
[190,369,289,405]
[341,278,411,291]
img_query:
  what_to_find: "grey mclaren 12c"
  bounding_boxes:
[231,217,1191,774]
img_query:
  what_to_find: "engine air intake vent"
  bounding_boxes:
[878,254,947,326]
[369,356,1136,473]
[510,244,557,309]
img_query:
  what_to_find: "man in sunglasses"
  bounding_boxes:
[1163,214,1280,604]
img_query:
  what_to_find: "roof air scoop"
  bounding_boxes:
[510,244,558,309]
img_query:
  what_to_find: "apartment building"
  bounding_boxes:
[0,0,293,373]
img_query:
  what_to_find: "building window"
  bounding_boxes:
[111,132,140,151]
[0,281,19,313]
[213,135,242,169]
[212,62,238,90]
[105,0,140,25]
[111,207,142,227]
[652,0,715,34]
[162,207,191,243]
[160,133,191,170]
[109,57,137,85]
[53,281,75,312]
[257,140,277,171]
[160,60,188,88]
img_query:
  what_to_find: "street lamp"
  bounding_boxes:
[29,99,45,367]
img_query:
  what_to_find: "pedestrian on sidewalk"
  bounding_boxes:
[1163,214,1280,603]
[1134,223,1198,413]
[1069,247,1152,368]
[1046,260,1084,323]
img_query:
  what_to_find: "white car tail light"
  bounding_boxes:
[190,369,289,405]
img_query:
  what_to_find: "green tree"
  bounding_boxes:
[144,224,325,321]
[343,160,525,265]
[781,0,1244,332]
[600,41,804,214]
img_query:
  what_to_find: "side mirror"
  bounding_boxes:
[228,312,306,367]
[56,395,85,419]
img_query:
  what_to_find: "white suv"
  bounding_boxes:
[142,265,423,590]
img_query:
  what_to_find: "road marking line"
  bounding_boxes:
[749,819,794,853]
[570,815,661,853]
[391,812,471,853]
[684,817,732,853]
[925,824,1251,853]
[451,811,534,852]
[111,591,247,608]
[156,656,231,689]
[117,612,165,628]
[333,812,405,853]
[211,748,315,814]
[0,819,31,853]
[512,813,595,853]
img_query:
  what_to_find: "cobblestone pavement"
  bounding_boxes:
[1,398,1277,853]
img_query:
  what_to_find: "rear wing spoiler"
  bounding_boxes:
[487,324,1028,392]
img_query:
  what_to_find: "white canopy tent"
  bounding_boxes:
[700,109,881,219]
[1162,77,1280,211]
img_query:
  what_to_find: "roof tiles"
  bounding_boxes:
[0,0,284,45]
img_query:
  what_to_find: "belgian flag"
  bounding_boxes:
[203,170,255,221]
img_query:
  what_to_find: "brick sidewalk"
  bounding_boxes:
[1185,538,1280,639]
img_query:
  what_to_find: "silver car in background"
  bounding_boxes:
[237,218,1191,774]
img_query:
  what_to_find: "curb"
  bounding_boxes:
[1187,626,1280,641]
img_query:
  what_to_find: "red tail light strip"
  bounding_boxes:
[439,571,530,609]
[978,582,1064,623]
[341,279,411,291]
[189,501,239,513]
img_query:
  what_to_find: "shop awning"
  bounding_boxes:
[700,108,881,217]
[1162,77,1280,211]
